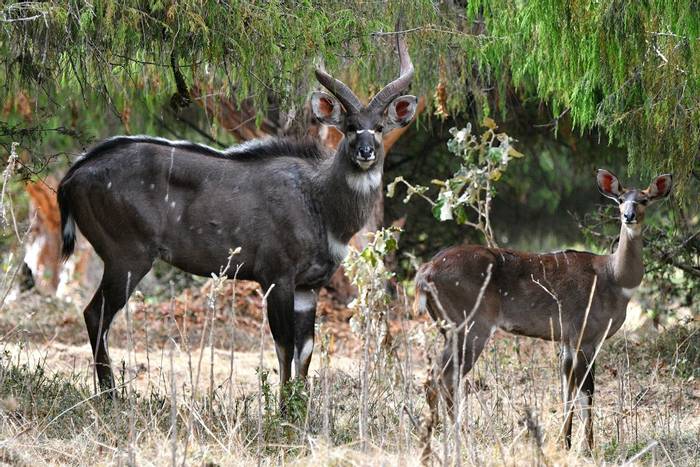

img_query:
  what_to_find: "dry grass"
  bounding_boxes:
[0,280,697,466]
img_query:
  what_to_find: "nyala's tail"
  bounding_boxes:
[57,182,76,260]
[413,262,435,319]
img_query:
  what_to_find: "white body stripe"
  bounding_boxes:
[346,170,382,194]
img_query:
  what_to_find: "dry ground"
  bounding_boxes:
[0,280,698,466]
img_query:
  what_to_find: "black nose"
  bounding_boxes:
[357,146,375,160]
[624,212,636,222]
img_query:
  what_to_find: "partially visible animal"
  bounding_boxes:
[58,33,417,396]
[414,169,672,450]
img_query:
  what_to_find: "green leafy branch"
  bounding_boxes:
[388,117,523,247]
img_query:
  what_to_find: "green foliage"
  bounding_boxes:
[2,0,698,188]
[254,367,310,445]
[388,118,523,247]
[463,0,700,193]
[0,352,91,436]
[344,227,400,359]
[344,226,400,316]
[0,1,439,142]
[280,377,308,424]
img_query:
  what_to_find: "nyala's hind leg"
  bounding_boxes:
[437,322,491,416]
[84,261,151,395]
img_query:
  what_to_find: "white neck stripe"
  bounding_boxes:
[346,170,381,194]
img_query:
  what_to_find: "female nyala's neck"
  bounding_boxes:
[609,222,644,288]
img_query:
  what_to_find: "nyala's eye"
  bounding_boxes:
[640,199,648,205]
[376,125,384,133]
[346,124,357,133]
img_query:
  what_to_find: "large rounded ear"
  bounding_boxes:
[646,174,673,201]
[311,92,345,127]
[596,169,624,201]
[384,95,418,132]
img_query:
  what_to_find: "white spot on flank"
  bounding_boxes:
[149,184,155,190]
[294,290,316,311]
[346,170,381,194]
[164,147,175,202]
[622,287,638,299]
[328,231,349,263]
[170,201,176,208]
[107,181,112,189]
[177,215,182,222]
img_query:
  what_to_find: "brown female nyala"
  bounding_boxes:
[414,169,671,449]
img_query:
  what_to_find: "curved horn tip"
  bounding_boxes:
[314,68,331,82]
[313,68,362,113]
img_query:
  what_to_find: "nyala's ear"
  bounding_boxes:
[384,95,418,132]
[311,92,345,127]
[596,169,624,201]
[646,174,673,202]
